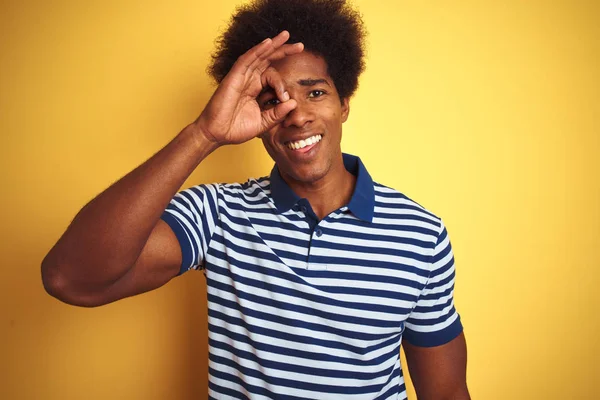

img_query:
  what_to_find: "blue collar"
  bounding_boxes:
[269,153,374,222]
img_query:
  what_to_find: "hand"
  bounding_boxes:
[194,31,304,146]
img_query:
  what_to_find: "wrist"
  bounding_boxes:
[180,122,221,161]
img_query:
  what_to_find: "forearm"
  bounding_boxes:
[42,123,217,292]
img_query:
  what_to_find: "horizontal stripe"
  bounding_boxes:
[208,308,399,356]
[209,352,394,395]
[160,158,463,399]
[208,245,421,306]
[208,322,401,368]
[209,339,396,383]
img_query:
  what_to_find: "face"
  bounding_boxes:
[258,51,350,185]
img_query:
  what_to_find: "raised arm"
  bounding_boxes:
[41,31,303,307]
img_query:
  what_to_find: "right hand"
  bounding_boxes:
[194,31,304,146]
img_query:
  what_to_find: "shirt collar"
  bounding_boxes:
[269,153,374,222]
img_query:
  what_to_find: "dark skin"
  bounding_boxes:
[404,332,470,399]
[41,30,469,399]
[257,51,356,219]
[41,31,303,306]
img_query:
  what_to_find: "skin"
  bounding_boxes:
[41,30,469,399]
[257,51,355,219]
[404,332,471,399]
[41,31,303,307]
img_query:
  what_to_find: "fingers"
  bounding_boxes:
[270,30,292,49]
[261,99,297,132]
[246,33,299,73]
[260,67,294,130]
[231,38,274,76]
[231,31,304,78]
[261,67,289,103]
[234,31,290,74]
[265,42,304,63]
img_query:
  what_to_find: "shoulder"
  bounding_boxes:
[372,181,444,235]
[175,177,273,211]
[218,176,272,201]
[177,176,269,198]
[372,181,442,223]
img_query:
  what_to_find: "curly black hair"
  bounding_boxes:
[208,0,367,100]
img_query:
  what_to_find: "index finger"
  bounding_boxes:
[269,30,292,49]
[248,42,304,77]
[265,42,304,63]
[230,32,289,76]
[245,31,298,71]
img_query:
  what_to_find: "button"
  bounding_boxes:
[315,229,323,237]
[293,205,300,212]
[301,206,308,213]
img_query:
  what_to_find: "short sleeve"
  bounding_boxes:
[160,183,220,275]
[403,220,463,347]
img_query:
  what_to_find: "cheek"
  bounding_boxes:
[260,135,279,161]
[260,126,279,145]
[325,109,342,127]
[322,102,341,119]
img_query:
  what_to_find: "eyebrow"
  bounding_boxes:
[298,78,330,87]
[257,78,331,97]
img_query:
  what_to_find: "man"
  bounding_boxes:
[42,0,470,398]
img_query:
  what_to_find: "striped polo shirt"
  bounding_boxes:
[160,153,463,400]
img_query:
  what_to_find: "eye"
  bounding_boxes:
[308,90,326,98]
[262,98,280,109]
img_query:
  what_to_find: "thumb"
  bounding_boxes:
[260,99,296,131]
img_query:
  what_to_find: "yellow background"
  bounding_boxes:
[1,0,598,399]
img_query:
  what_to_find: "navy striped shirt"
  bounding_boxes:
[161,154,463,399]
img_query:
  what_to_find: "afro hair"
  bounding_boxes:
[208,0,367,100]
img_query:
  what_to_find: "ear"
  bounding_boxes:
[341,98,350,123]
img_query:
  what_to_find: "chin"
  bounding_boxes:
[280,159,330,184]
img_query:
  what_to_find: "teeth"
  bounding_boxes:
[286,135,322,150]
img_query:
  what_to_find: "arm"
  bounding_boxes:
[402,220,469,399]
[41,31,303,307]
[403,332,470,400]
[41,127,215,307]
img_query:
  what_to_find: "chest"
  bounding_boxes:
[205,207,433,336]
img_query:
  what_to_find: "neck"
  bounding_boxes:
[281,155,356,220]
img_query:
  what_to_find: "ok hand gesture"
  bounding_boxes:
[194,31,303,146]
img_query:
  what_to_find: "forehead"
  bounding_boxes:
[270,51,332,83]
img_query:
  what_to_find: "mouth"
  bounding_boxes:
[284,134,323,151]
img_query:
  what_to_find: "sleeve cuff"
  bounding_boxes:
[403,314,463,348]
[160,212,194,276]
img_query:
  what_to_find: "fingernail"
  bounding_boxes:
[282,91,290,101]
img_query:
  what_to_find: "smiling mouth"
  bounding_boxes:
[285,134,323,150]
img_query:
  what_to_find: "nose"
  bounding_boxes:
[282,99,314,128]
